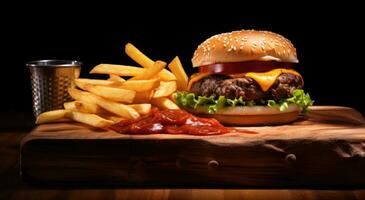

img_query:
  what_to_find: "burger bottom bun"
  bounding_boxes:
[187,105,300,126]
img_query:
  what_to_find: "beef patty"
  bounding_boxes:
[190,73,303,101]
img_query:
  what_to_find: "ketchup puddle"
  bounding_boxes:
[109,109,257,136]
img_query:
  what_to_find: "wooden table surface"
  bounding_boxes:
[1,112,365,200]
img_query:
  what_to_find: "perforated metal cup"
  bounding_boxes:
[27,60,81,117]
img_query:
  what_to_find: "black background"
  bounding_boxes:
[2,3,364,115]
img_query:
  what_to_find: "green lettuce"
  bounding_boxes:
[173,89,314,114]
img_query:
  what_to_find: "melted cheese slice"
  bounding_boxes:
[188,69,302,92]
[188,73,211,90]
[246,69,302,91]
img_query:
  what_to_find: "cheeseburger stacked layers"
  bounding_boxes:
[174,30,313,125]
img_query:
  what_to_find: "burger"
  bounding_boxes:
[174,30,313,125]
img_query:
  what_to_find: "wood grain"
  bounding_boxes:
[20,106,365,187]
[5,189,365,200]
[3,121,365,200]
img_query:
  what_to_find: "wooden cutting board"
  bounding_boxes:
[20,106,365,187]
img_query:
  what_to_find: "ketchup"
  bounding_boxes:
[109,109,256,136]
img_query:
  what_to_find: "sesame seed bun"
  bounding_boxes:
[192,30,298,67]
[187,105,301,126]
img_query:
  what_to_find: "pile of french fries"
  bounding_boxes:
[36,43,189,128]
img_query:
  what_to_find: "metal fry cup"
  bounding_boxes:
[27,60,81,117]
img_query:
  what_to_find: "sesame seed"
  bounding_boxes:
[250,48,255,55]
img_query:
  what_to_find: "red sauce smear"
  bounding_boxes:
[109,109,257,136]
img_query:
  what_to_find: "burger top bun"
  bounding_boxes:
[192,30,298,67]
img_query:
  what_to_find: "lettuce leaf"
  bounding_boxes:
[173,89,314,114]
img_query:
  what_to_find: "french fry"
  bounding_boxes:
[75,78,122,87]
[101,115,126,123]
[95,97,140,119]
[64,101,77,111]
[125,43,154,69]
[83,84,136,103]
[67,111,114,128]
[36,109,70,124]
[158,69,176,82]
[125,43,176,81]
[39,43,184,128]
[153,81,177,98]
[129,104,151,115]
[119,78,160,92]
[168,56,188,91]
[130,60,166,80]
[68,88,140,119]
[75,101,100,113]
[68,88,98,103]
[133,91,154,103]
[90,64,145,76]
[151,97,180,110]
[108,75,125,83]
[64,101,100,114]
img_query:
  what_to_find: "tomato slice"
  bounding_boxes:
[199,61,294,75]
